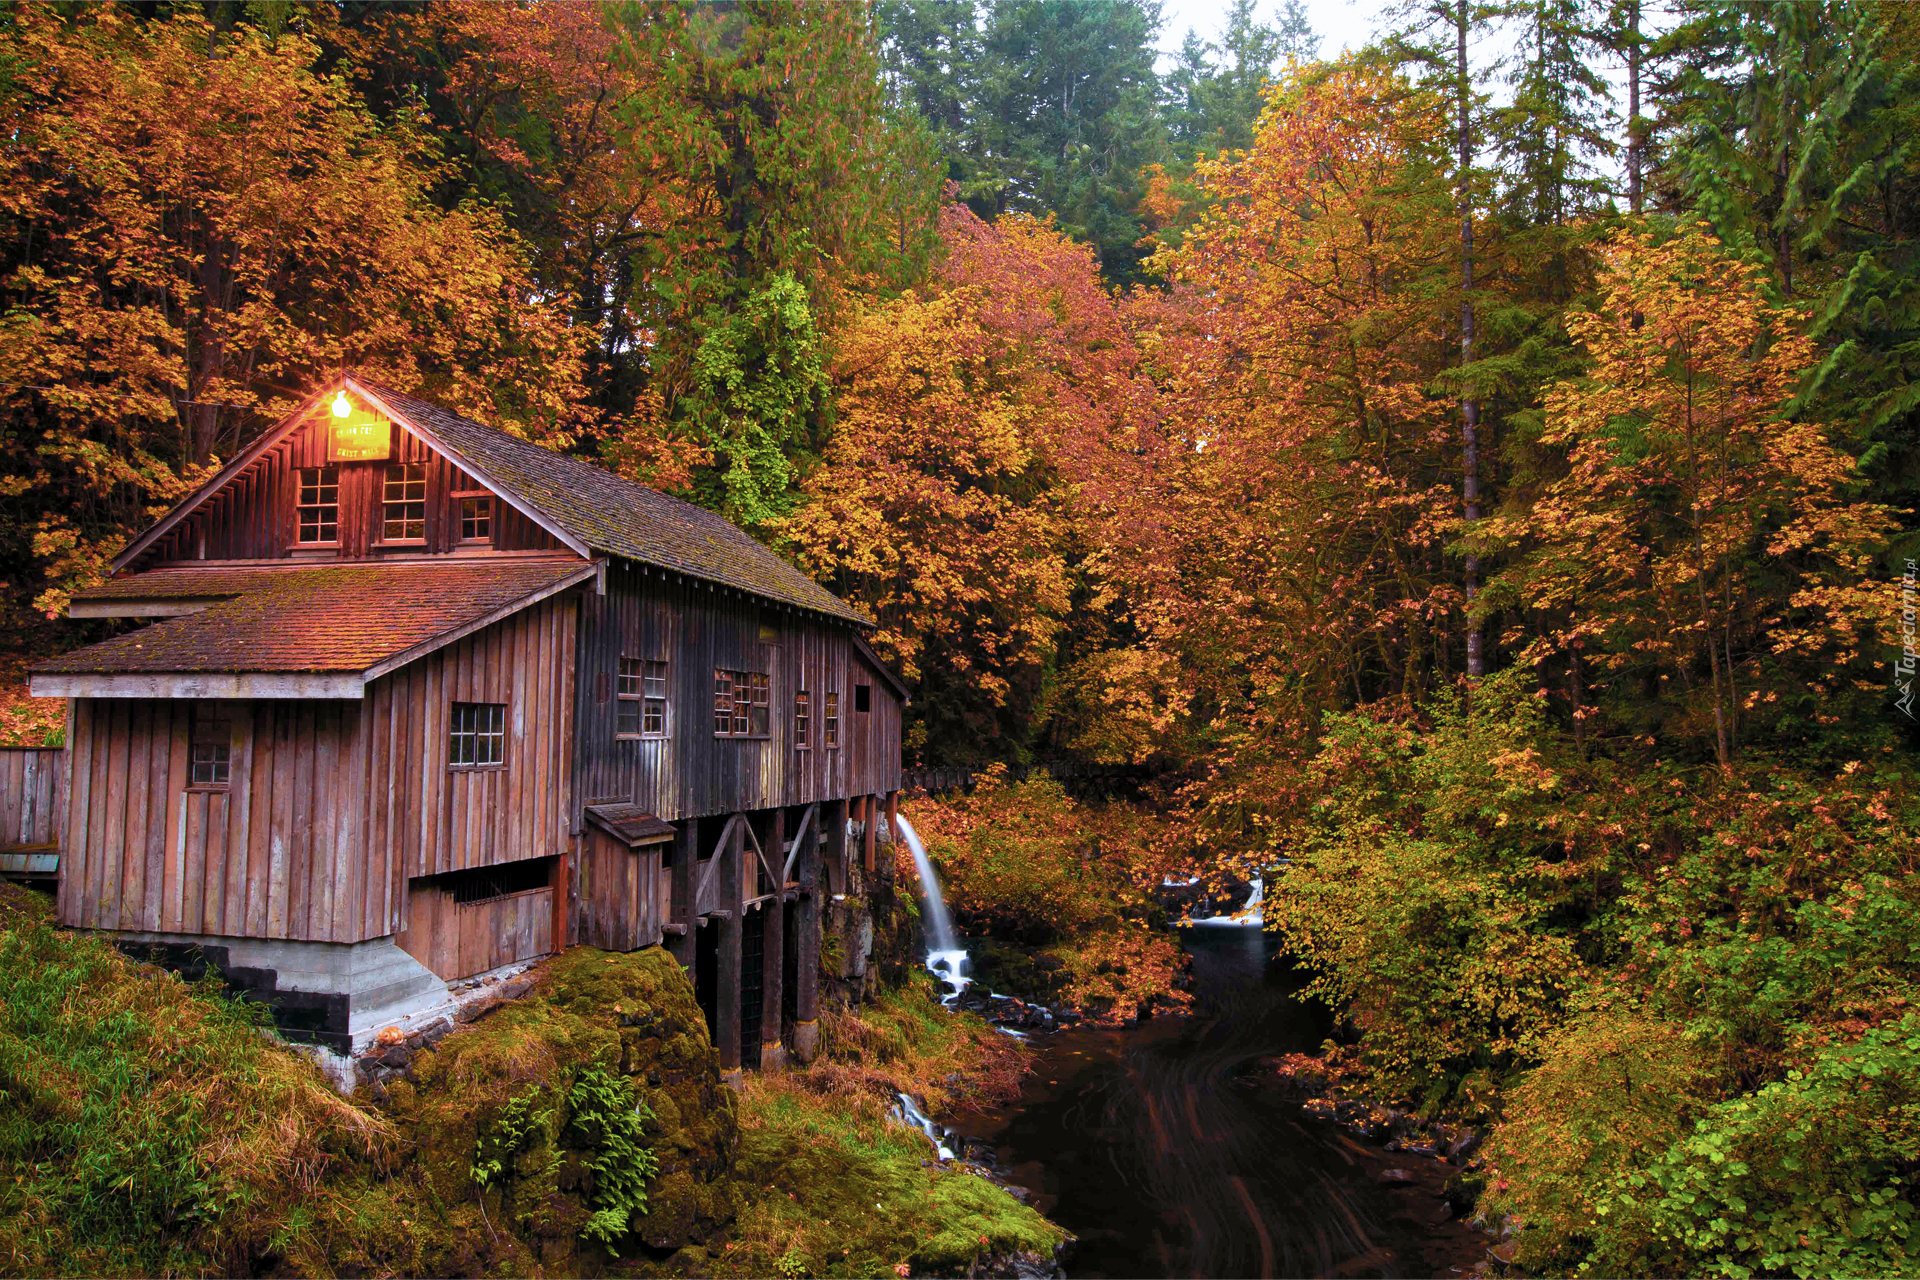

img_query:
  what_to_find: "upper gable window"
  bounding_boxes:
[713,669,769,738]
[457,493,493,543]
[382,463,427,542]
[854,684,872,713]
[296,467,339,544]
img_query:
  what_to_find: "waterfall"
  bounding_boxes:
[894,1091,955,1160]
[1189,876,1263,928]
[895,813,970,1002]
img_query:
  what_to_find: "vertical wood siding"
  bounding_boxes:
[138,417,564,566]
[0,747,63,848]
[573,562,903,823]
[574,830,667,952]
[56,593,577,945]
[58,697,371,941]
[399,882,553,980]
[364,593,577,933]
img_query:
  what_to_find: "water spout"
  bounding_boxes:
[896,813,970,1002]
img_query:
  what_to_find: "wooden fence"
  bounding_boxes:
[0,746,63,848]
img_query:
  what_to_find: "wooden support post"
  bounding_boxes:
[761,808,786,1071]
[667,817,695,970]
[794,804,823,1063]
[826,796,848,899]
[863,793,877,874]
[717,814,743,1080]
[885,791,899,845]
[552,843,571,955]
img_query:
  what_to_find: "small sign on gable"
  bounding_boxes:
[328,411,392,462]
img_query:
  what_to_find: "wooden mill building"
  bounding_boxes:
[29,377,905,1067]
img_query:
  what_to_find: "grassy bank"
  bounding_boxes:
[711,979,1062,1279]
[0,888,1062,1278]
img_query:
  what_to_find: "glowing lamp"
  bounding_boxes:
[332,392,353,418]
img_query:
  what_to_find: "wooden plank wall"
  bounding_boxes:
[399,883,553,980]
[364,594,577,933]
[574,830,666,952]
[0,747,63,848]
[139,417,564,567]
[57,698,374,941]
[574,561,904,823]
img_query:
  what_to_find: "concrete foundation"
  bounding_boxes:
[106,929,447,1054]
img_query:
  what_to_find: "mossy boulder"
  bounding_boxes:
[378,945,739,1261]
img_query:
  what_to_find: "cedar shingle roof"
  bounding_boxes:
[358,382,869,627]
[35,560,592,675]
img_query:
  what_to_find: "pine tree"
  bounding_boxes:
[975,0,1168,283]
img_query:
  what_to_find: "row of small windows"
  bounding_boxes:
[294,465,493,546]
[184,674,863,791]
[610,658,848,747]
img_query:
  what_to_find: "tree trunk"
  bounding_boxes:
[1458,0,1484,679]
[1626,0,1643,215]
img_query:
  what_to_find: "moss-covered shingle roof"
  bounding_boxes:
[361,382,869,627]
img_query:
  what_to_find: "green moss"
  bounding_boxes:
[716,1083,1062,1278]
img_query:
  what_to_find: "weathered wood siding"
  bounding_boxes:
[136,417,565,567]
[58,593,578,944]
[399,881,553,980]
[574,830,668,952]
[0,747,63,848]
[58,698,376,941]
[363,594,577,933]
[574,561,903,823]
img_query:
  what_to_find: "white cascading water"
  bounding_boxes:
[1189,876,1263,927]
[894,813,970,1002]
[895,1091,955,1160]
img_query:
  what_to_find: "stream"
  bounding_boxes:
[943,927,1490,1280]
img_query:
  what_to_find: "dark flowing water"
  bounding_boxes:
[947,928,1486,1279]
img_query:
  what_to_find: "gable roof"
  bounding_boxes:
[31,559,594,698]
[112,375,870,628]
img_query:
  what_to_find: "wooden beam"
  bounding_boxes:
[781,802,818,883]
[863,794,877,874]
[553,843,571,953]
[740,814,780,898]
[794,799,831,1064]
[31,672,364,700]
[761,808,786,1071]
[693,813,741,906]
[715,815,743,1074]
[668,817,695,969]
[885,791,899,845]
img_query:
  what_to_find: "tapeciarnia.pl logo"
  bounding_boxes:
[1899,558,1918,720]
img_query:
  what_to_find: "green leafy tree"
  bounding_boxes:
[687,273,830,528]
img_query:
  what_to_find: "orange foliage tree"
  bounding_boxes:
[1115,62,1471,846]
[782,203,1166,764]
[1484,226,1896,764]
[0,8,588,624]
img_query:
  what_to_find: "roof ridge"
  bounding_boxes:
[354,379,872,627]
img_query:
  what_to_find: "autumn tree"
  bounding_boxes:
[0,7,587,626]
[1484,227,1895,764]
[782,203,1158,764]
